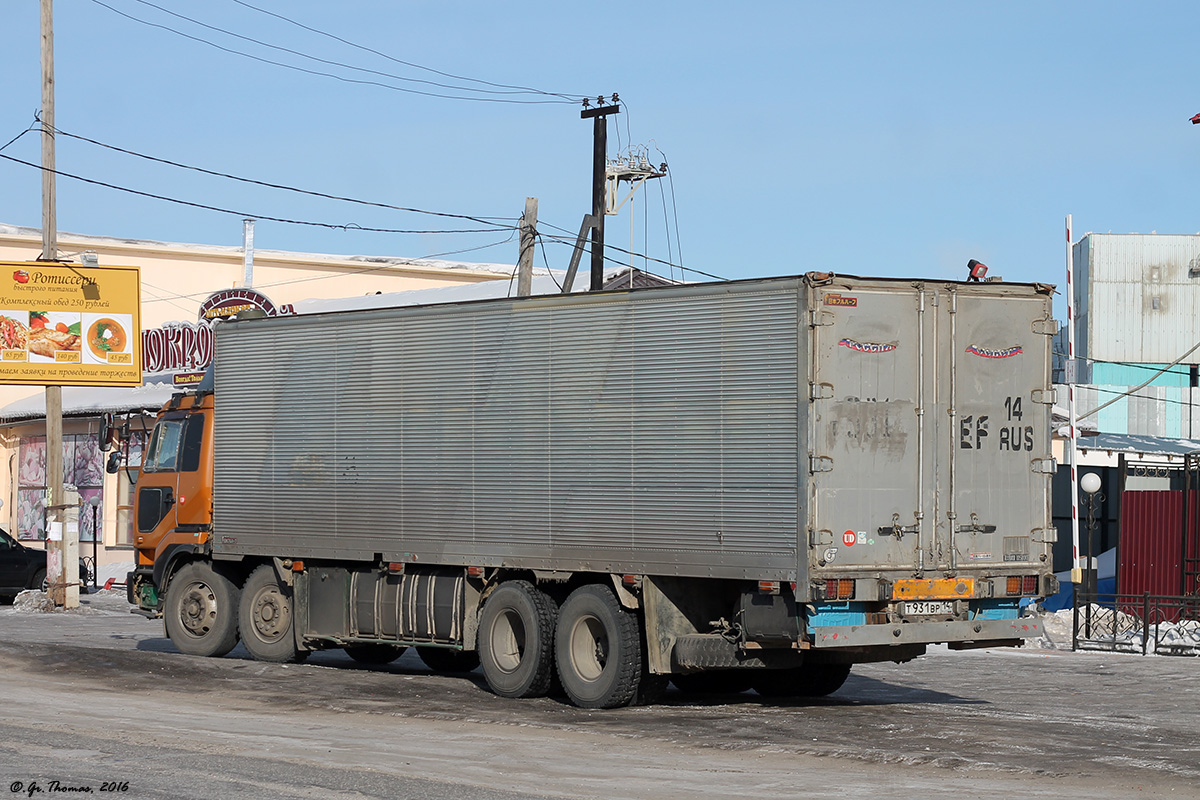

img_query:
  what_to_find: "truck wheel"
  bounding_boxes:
[31,568,47,592]
[239,565,305,663]
[164,562,240,657]
[795,663,852,696]
[671,670,754,695]
[555,584,642,709]
[477,580,557,698]
[344,644,406,665]
[418,647,481,673]
[752,663,852,698]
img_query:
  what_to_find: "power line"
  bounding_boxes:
[0,150,515,236]
[41,120,515,230]
[127,0,576,100]
[538,224,725,282]
[230,0,583,101]
[87,0,580,105]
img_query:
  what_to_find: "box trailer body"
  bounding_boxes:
[128,273,1055,707]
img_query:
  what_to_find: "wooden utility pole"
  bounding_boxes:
[40,0,76,608]
[581,98,620,291]
[517,197,537,297]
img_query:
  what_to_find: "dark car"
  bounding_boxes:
[0,527,90,602]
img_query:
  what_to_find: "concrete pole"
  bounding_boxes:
[517,198,537,297]
[41,0,76,607]
[243,219,255,288]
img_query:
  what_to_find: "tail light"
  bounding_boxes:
[1005,575,1040,596]
[825,578,855,600]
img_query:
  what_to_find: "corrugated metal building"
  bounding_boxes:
[1066,233,1200,437]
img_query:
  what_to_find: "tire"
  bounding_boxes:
[164,562,241,657]
[418,647,481,673]
[477,580,557,698]
[239,565,305,663]
[344,644,406,665]
[671,670,754,696]
[30,568,47,593]
[555,584,642,709]
[795,663,852,697]
[752,663,852,698]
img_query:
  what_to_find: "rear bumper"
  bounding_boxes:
[811,616,1043,649]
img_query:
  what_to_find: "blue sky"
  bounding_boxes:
[2,1,1199,309]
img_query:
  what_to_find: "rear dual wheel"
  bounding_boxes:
[477,581,557,698]
[555,585,644,709]
[752,663,852,698]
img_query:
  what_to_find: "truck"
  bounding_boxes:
[121,272,1056,708]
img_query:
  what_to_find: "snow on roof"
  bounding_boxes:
[0,380,178,423]
[0,222,519,277]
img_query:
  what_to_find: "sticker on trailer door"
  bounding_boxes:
[824,293,858,307]
[965,344,1023,359]
[838,338,897,354]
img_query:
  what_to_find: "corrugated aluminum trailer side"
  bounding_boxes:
[212,277,808,581]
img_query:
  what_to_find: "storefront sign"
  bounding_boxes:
[0,261,141,386]
[141,288,293,375]
[198,288,293,321]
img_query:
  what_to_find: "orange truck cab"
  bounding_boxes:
[127,391,214,614]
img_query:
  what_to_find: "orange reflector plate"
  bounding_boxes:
[892,578,974,600]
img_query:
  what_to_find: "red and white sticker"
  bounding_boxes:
[843,530,856,547]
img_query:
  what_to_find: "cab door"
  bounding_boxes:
[134,410,208,558]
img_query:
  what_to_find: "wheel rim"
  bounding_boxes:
[178,580,218,638]
[489,608,526,674]
[568,614,608,682]
[250,585,290,643]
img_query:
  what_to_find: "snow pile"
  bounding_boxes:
[1025,604,1200,655]
[12,590,57,613]
[95,560,133,587]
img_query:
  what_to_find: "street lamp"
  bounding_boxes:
[87,495,101,590]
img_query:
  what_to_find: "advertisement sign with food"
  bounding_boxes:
[0,262,140,386]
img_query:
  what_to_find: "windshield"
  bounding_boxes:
[143,419,183,472]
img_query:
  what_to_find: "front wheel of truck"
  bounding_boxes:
[239,565,305,663]
[164,562,241,657]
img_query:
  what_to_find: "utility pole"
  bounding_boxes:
[40,0,76,608]
[517,197,537,297]
[581,96,620,291]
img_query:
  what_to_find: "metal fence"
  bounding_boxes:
[1073,590,1200,656]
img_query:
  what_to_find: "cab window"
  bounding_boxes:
[143,419,183,472]
[143,415,205,474]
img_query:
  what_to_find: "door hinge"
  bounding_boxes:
[810,455,834,473]
[1031,317,1059,336]
[1031,388,1056,405]
[1031,528,1059,544]
[1031,458,1058,474]
[810,382,834,400]
[810,310,836,327]
[809,529,834,546]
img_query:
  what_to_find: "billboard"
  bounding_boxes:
[0,261,141,386]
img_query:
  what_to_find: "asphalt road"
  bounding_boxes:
[1,592,1196,799]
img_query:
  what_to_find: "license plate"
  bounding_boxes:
[902,601,954,616]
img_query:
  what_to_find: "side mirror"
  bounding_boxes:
[105,451,122,475]
[99,413,114,452]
